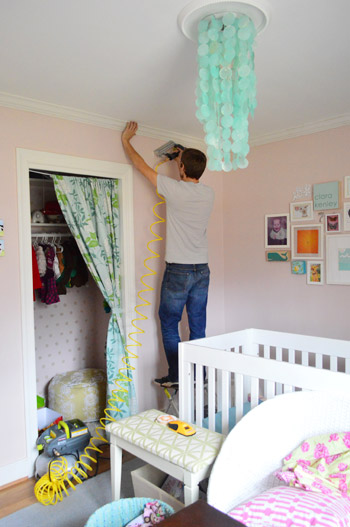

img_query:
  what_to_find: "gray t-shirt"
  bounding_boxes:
[157,174,214,264]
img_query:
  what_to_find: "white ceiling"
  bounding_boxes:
[1,0,349,145]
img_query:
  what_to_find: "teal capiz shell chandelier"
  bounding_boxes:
[178,0,270,171]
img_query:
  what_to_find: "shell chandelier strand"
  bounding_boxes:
[196,12,257,171]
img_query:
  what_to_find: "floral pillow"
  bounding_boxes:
[228,486,350,527]
[275,432,350,498]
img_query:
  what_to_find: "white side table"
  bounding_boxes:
[106,409,224,506]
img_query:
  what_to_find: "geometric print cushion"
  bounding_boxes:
[228,486,350,527]
[108,409,224,474]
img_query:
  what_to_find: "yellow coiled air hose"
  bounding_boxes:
[35,159,168,504]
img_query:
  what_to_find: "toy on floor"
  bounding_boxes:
[125,500,165,526]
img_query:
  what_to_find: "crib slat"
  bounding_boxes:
[288,348,296,364]
[250,377,259,408]
[276,346,282,361]
[179,345,192,423]
[221,371,230,435]
[288,349,296,391]
[208,367,216,432]
[217,369,222,412]
[330,355,337,372]
[266,380,275,399]
[346,358,350,374]
[301,350,309,366]
[195,365,204,426]
[235,373,244,424]
[190,363,195,424]
[315,353,323,369]
[263,345,270,398]
[276,347,283,395]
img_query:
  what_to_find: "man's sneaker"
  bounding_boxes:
[154,375,179,388]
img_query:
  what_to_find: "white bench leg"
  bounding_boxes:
[110,442,122,501]
[184,482,199,506]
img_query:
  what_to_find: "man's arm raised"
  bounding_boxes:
[121,121,158,187]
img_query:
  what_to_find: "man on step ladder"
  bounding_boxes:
[121,122,215,399]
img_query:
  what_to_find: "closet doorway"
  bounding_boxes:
[17,149,136,476]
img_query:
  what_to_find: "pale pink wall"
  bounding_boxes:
[222,126,350,339]
[0,106,225,474]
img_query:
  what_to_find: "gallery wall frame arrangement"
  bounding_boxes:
[265,213,290,249]
[291,224,324,260]
[326,234,350,285]
[290,201,313,222]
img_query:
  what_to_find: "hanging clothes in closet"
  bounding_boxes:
[32,237,89,304]
[32,245,42,300]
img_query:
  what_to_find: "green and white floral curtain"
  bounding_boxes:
[52,175,137,419]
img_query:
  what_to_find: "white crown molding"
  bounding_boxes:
[0,91,206,150]
[0,91,349,150]
[251,113,350,146]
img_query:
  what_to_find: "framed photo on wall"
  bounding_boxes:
[307,261,324,285]
[325,212,341,233]
[344,176,350,199]
[290,201,313,222]
[291,224,323,259]
[265,213,290,249]
[344,202,350,231]
[326,234,350,285]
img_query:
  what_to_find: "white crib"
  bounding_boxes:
[179,328,350,435]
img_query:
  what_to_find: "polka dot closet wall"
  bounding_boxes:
[34,272,109,400]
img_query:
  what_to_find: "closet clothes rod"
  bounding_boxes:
[31,232,72,238]
[30,170,54,177]
[30,169,95,178]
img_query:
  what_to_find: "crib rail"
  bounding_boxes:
[179,336,350,436]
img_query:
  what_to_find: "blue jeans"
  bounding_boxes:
[158,263,210,381]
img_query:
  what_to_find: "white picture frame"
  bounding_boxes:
[307,260,324,285]
[290,201,313,222]
[325,212,341,233]
[344,202,350,231]
[326,234,350,285]
[291,224,323,260]
[344,176,350,199]
[265,213,290,249]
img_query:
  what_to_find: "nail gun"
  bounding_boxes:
[154,141,185,160]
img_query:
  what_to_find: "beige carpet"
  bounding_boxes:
[0,458,145,527]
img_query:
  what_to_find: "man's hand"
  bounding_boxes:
[121,120,158,187]
[174,148,182,167]
[122,121,138,144]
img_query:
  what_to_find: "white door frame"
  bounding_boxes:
[16,148,136,479]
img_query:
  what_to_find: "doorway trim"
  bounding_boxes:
[16,148,136,478]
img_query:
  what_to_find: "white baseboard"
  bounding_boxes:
[0,458,31,488]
